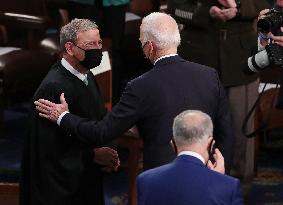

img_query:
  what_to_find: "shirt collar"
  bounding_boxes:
[154,54,178,65]
[61,58,87,82]
[178,151,205,164]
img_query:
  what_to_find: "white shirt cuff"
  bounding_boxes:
[57,111,69,126]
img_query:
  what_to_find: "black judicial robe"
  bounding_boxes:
[20,62,106,205]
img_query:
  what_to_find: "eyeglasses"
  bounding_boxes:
[171,139,178,155]
[142,41,149,49]
[74,40,103,49]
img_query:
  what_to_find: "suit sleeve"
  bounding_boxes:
[231,179,244,205]
[61,82,141,145]
[213,70,235,173]
[137,175,146,205]
[167,0,214,29]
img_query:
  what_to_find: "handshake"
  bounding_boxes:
[209,0,239,22]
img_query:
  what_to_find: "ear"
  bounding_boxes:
[206,136,213,150]
[65,42,75,56]
[148,41,154,53]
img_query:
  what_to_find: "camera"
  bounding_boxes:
[242,43,283,75]
[257,8,283,33]
[244,6,283,75]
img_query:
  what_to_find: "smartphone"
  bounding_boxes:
[208,140,216,164]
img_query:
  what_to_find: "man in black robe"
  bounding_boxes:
[20,19,120,205]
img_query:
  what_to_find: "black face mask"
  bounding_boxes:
[75,45,103,70]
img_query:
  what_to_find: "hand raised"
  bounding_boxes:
[207,148,225,174]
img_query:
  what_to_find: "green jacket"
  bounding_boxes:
[69,0,129,6]
[167,0,270,86]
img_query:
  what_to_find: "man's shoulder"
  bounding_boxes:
[155,55,217,75]
[33,63,76,100]
[40,62,81,87]
[207,168,240,186]
[125,69,154,90]
[138,162,176,184]
[127,56,219,92]
[183,60,217,74]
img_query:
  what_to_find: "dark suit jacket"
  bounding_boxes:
[138,155,243,205]
[20,62,106,205]
[61,55,234,171]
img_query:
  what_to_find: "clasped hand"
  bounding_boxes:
[94,147,120,173]
[209,0,238,22]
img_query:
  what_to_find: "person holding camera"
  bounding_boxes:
[243,0,283,109]
[245,1,283,72]
[167,0,270,200]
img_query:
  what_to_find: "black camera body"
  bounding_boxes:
[266,42,283,66]
[257,8,283,33]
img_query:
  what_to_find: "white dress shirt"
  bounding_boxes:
[154,54,178,65]
[61,58,88,84]
[178,151,205,164]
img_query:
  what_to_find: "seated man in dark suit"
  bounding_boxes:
[138,110,243,205]
[34,12,235,172]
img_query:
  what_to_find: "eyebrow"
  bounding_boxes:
[79,41,101,47]
[85,40,102,44]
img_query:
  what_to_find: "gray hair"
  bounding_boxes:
[140,12,181,49]
[60,18,98,50]
[173,110,213,146]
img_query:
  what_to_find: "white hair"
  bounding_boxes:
[141,12,181,49]
[60,18,98,50]
[173,110,213,146]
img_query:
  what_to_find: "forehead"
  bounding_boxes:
[76,29,100,43]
